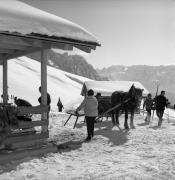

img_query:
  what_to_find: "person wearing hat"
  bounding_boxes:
[75,89,98,141]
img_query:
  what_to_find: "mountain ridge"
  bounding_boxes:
[97,65,175,105]
[27,50,108,81]
[28,50,175,105]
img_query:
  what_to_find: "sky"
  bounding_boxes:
[20,0,174,68]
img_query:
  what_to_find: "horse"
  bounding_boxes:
[14,97,32,121]
[14,97,32,107]
[111,84,143,129]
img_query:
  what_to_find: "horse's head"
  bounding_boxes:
[128,84,136,99]
[128,84,143,99]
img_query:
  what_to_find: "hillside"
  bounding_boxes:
[97,65,175,105]
[27,50,107,81]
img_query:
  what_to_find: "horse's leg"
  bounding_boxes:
[111,111,115,126]
[115,110,119,125]
[130,109,135,129]
[124,109,129,129]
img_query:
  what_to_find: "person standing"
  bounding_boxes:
[75,89,98,141]
[38,86,51,119]
[143,93,153,123]
[154,90,168,127]
[57,98,64,112]
[95,92,101,102]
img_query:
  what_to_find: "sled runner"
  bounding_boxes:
[64,110,85,129]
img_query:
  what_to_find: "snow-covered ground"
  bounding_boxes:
[1,57,175,179]
[0,112,175,179]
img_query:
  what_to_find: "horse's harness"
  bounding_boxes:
[96,97,131,121]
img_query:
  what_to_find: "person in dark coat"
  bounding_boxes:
[38,86,51,119]
[154,90,169,127]
[57,98,64,112]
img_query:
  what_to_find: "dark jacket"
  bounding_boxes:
[155,95,167,111]
[38,93,51,106]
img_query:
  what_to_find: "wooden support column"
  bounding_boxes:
[2,55,8,103]
[41,49,48,133]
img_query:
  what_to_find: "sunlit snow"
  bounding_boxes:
[0,57,175,179]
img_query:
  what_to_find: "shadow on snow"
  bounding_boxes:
[77,120,130,146]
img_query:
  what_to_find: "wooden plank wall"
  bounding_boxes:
[0,105,50,150]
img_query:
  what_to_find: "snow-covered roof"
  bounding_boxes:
[0,0,100,46]
[81,81,149,97]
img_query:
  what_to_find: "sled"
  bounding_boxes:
[64,110,85,129]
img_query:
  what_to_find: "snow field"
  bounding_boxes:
[0,112,175,180]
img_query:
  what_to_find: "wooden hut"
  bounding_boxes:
[0,0,100,162]
[81,81,149,97]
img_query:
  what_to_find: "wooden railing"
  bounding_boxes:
[17,105,49,116]
[0,105,50,150]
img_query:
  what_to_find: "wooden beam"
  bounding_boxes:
[17,120,49,129]
[0,49,14,54]
[0,32,100,51]
[22,38,43,48]
[74,45,91,53]
[0,34,45,48]
[2,56,8,103]
[5,47,43,60]
[17,105,49,116]
[0,44,27,50]
[41,49,48,133]
[3,132,49,145]
[0,34,31,46]
[10,139,46,150]
[51,42,73,51]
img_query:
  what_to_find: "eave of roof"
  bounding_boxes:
[0,0,100,47]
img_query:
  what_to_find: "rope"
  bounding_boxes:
[95,98,130,121]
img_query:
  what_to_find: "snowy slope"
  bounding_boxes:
[0,57,91,111]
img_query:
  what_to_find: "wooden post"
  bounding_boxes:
[41,49,48,133]
[2,55,8,103]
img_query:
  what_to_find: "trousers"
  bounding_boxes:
[85,116,96,138]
